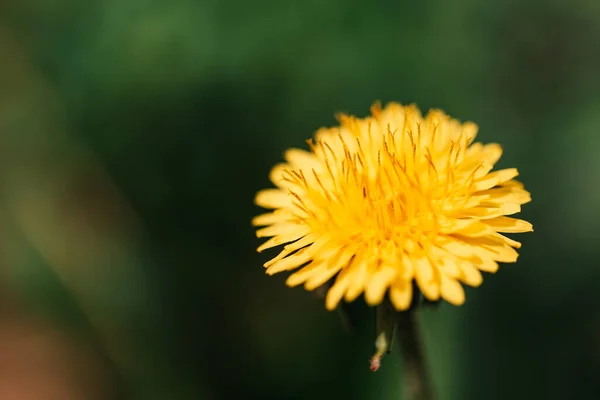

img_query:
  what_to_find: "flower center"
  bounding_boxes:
[304,135,443,246]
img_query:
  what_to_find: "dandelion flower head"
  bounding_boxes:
[252,102,532,311]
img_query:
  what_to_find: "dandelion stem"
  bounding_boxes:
[397,309,435,400]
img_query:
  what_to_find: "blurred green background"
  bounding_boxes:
[0,0,599,399]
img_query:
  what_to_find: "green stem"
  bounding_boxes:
[396,309,435,400]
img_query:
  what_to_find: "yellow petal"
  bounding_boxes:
[438,258,460,278]
[413,257,433,281]
[459,262,483,287]
[325,267,354,310]
[256,223,303,238]
[265,247,315,275]
[312,243,345,262]
[286,262,323,287]
[455,221,495,237]
[485,216,533,233]
[440,275,465,305]
[460,143,502,178]
[502,179,525,188]
[462,121,479,142]
[438,217,482,234]
[399,255,414,280]
[306,244,357,291]
[389,279,413,311]
[252,212,285,226]
[256,226,311,252]
[492,232,522,249]
[473,168,519,191]
[345,259,369,302]
[280,233,330,263]
[255,189,292,209]
[304,265,344,291]
[268,164,300,191]
[263,234,318,268]
[476,257,499,273]
[464,142,483,157]
[486,244,518,263]
[455,204,520,220]
[414,258,439,301]
[479,187,531,205]
[497,203,522,216]
[365,266,397,306]
[284,148,321,170]
[429,245,459,277]
[443,236,519,263]
[326,244,357,267]
[480,143,503,165]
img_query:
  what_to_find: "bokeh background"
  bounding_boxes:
[0,0,599,399]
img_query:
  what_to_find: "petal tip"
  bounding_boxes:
[364,291,384,307]
[285,276,302,287]
[448,298,465,306]
[325,298,339,311]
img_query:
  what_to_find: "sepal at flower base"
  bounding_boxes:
[370,298,397,371]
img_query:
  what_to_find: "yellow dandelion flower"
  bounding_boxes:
[252,102,532,311]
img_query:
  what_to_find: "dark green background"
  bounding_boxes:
[0,1,599,399]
